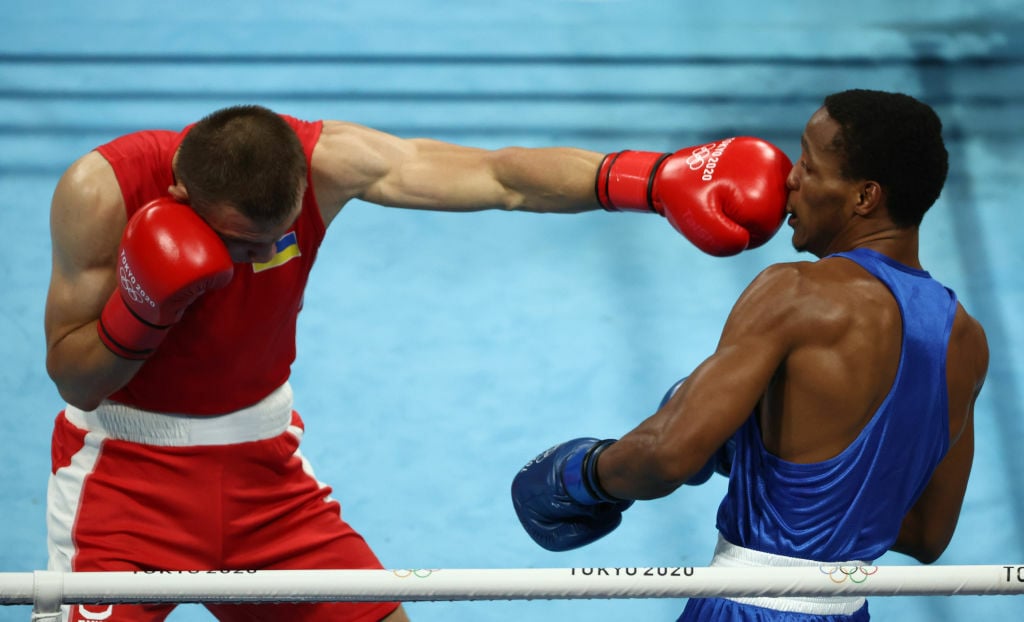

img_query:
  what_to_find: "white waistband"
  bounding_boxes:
[711,535,868,616]
[64,383,294,447]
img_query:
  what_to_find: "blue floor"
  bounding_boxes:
[1,1,1023,620]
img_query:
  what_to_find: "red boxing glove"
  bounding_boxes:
[98,198,234,360]
[596,137,792,256]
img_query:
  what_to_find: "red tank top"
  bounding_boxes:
[96,116,326,415]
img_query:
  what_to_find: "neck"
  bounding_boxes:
[825,227,922,269]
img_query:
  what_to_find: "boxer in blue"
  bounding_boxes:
[511,89,990,621]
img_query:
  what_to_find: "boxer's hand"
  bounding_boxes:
[98,198,234,359]
[511,438,633,551]
[596,137,792,256]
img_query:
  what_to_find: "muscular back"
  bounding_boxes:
[760,256,984,464]
[761,257,904,462]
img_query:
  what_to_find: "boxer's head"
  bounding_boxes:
[823,89,948,228]
[173,104,307,227]
[171,105,307,263]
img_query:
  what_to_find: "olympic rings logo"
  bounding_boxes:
[392,569,439,578]
[819,565,878,584]
[118,251,155,307]
[686,145,714,170]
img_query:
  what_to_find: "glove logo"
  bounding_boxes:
[519,444,559,473]
[118,250,155,307]
[685,138,736,182]
[686,144,714,171]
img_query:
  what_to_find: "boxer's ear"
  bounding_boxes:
[852,181,883,217]
[168,182,189,203]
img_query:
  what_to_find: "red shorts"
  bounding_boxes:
[47,384,398,622]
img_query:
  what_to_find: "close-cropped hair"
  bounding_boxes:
[823,89,948,227]
[175,105,308,225]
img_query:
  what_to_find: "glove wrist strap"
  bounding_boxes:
[564,439,623,505]
[595,151,671,213]
[97,291,168,360]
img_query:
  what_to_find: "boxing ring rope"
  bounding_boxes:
[5,565,1024,616]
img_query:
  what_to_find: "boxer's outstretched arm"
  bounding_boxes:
[310,122,791,257]
[310,121,604,225]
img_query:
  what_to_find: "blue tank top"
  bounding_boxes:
[715,248,958,562]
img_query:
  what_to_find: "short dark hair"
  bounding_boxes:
[823,89,948,227]
[175,105,307,225]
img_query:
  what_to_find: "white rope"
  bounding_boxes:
[1,565,1023,606]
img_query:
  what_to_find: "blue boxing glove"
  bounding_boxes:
[658,377,735,486]
[511,438,634,552]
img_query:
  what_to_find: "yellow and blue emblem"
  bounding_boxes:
[252,231,301,273]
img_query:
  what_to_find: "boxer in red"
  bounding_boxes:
[44,105,791,621]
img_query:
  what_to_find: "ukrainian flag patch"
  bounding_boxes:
[253,231,301,273]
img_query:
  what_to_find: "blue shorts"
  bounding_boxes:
[678,597,870,622]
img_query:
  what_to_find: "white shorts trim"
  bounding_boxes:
[63,383,294,446]
[711,534,868,615]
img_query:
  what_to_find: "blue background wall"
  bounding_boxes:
[1,1,1022,620]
